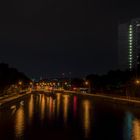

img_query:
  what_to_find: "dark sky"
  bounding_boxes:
[0,0,140,79]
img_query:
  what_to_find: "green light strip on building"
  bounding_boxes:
[129,25,133,69]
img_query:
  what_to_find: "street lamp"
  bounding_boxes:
[136,80,140,84]
[18,81,23,92]
[18,81,22,86]
[30,82,33,86]
[85,81,91,93]
[85,81,89,86]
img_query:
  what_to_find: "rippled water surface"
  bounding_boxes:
[0,93,140,140]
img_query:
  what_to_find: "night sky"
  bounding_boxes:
[0,0,140,79]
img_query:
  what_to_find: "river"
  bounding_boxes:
[0,92,140,140]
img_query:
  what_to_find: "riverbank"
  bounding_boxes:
[2,89,140,108]
[63,90,140,107]
[0,91,31,108]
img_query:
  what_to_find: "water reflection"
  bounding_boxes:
[49,97,53,120]
[123,112,140,140]
[63,95,69,125]
[132,119,140,140]
[15,105,25,138]
[52,99,56,119]
[73,96,77,119]
[3,93,140,140]
[41,94,45,121]
[82,100,91,138]
[46,97,50,120]
[45,95,56,122]
[56,93,61,118]
[123,112,133,140]
[28,94,34,124]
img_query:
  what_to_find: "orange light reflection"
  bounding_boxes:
[15,106,25,138]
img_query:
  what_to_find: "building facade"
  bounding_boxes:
[118,18,140,71]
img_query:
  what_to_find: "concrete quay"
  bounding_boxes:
[0,91,31,108]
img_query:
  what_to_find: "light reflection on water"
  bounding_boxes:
[73,96,77,119]
[28,94,34,124]
[46,96,50,121]
[15,105,25,138]
[48,97,53,121]
[2,93,140,140]
[40,94,45,122]
[132,119,140,140]
[56,93,61,118]
[123,112,133,140]
[123,111,140,140]
[52,99,56,120]
[82,100,91,138]
[63,95,69,125]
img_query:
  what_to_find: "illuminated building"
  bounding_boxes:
[118,18,140,71]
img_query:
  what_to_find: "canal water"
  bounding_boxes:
[0,93,140,140]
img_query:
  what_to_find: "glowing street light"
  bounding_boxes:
[65,82,68,85]
[85,81,89,86]
[136,80,140,85]
[85,81,91,93]
[30,82,33,86]
[18,81,22,85]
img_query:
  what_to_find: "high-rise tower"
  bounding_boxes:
[118,18,140,71]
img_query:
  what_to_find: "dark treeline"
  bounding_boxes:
[86,70,140,96]
[0,63,30,94]
[86,70,133,90]
[71,78,85,88]
[70,70,140,97]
